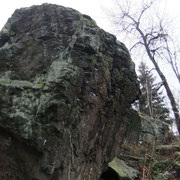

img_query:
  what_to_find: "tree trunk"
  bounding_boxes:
[149,57,180,132]
[138,27,180,133]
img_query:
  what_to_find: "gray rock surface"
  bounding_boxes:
[108,157,139,179]
[140,115,169,144]
[0,3,140,180]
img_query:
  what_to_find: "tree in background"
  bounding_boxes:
[163,37,180,85]
[137,62,170,121]
[107,0,180,132]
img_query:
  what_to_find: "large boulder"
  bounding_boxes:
[0,3,140,180]
[139,115,169,144]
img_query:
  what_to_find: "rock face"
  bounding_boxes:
[0,4,140,180]
[139,115,169,144]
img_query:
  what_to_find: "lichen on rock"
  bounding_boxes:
[108,157,139,179]
[139,114,169,144]
[0,3,140,180]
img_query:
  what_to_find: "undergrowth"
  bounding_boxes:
[121,136,180,180]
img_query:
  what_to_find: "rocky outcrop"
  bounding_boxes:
[0,3,140,180]
[139,115,169,144]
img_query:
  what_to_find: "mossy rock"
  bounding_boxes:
[175,151,180,159]
[108,157,139,179]
[0,80,11,85]
[0,3,141,179]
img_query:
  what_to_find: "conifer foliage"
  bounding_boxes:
[137,62,170,121]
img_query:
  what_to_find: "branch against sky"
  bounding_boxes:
[163,38,180,84]
[107,0,180,133]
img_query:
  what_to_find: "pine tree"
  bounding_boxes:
[137,62,170,121]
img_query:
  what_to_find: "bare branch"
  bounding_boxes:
[106,0,180,132]
[130,41,144,51]
[137,0,154,24]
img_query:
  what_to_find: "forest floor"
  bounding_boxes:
[120,136,180,180]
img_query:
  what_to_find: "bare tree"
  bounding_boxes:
[108,0,180,132]
[163,38,180,84]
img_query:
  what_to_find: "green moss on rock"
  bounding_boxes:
[0,80,11,85]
